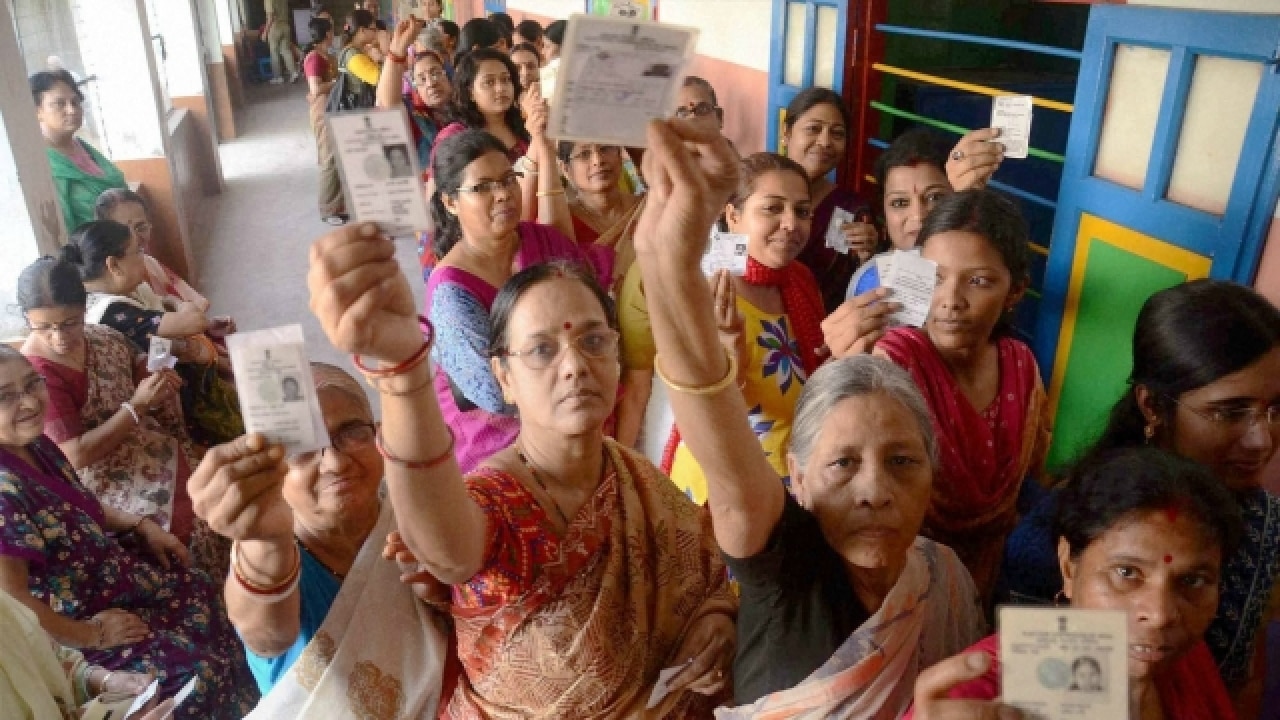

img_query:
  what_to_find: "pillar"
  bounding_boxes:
[218,0,247,115]
[70,0,195,282]
[158,0,225,195]
[0,0,65,341]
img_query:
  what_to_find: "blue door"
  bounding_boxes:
[766,0,849,152]
[1034,6,1280,467]
[484,0,506,14]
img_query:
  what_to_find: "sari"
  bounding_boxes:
[717,538,984,720]
[47,139,128,232]
[797,186,870,314]
[570,195,646,292]
[0,588,92,720]
[903,635,1238,720]
[305,48,344,217]
[247,501,449,720]
[445,439,737,718]
[143,254,204,308]
[426,222,612,472]
[877,327,1051,598]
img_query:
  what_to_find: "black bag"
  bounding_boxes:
[326,48,377,113]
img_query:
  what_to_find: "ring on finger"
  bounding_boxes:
[951,149,965,161]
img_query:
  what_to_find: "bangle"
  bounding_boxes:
[125,516,148,534]
[370,368,436,397]
[388,50,407,64]
[353,317,434,379]
[536,188,566,198]
[230,542,302,603]
[376,427,455,470]
[100,671,115,693]
[120,402,140,425]
[654,346,739,396]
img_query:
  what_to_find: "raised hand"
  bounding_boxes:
[131,370,181,414]
[821,288,899,359]
[308,224,422,366]
[909,651,1023,720]
[389,16,425,57]
[840,219,880,264]
[710,270,744,341]
[946,128,1005,192]
[188,434,293,544]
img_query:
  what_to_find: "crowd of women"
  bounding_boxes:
[6,3,1278,719]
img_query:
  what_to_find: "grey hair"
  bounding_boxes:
[789,355,937,466]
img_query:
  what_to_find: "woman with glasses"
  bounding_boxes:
[377,16,454,171]
[1001,279,1280,719]
[424,130,610,471]
[0,346,258,719]
[187,363,449,717]
[307,244,735,715]
[674,76,724,128]
[14,256,228,576]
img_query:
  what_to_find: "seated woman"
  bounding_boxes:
[15,256,228,576]
[870,189,1050,599]
[187,363,449,717]
[63,221,244,447]
[0,588,172,719]
[660,153,825,499]
[632,116,984,716]
[907,447,1242,720]
[1001,279,1280,718]
[377,16,453,171]
[424,130,608,471]
[0,347,257,719]
[306,237,736,715]
[31,70,127,232]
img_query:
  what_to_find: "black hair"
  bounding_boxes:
[681,75,718,107]
[874,127,951,188]
[62,220,133,282]
[93,188,147,221]
[488,11,515,36]
[451,49,527,140]
[1054,447,1243,564]
[783,87,851,136]
[30,69,82,106]
[545,19,566,46]
[488,262,618,356]
[17,256,87,311]
[509,42,541,64]
[305,16,333,54]
[429,129,511,259]
[918,189,1029,281]
[515,19,543,44]
[1072,657,1102,675]
[344,9,376,45]
[458,18,503,56]
[439,20,459,39]
[730,152,811,210]
[1087,280,1280,453]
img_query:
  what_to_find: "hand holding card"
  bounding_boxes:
[328,109,432,237]
[882,250,937,328]
[991,96,1032,160]
[999,607,1128,720]
[226,326,330,455]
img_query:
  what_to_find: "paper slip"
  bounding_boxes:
[875,252,893,280]
[226,326,331,454]
[539,58,560,102]
[173,676,198,708]
[328,108,432,237]
[991,95,1033,159]
[824,207,855,254]
[1000,607,1129,720]
[882,250,937,328]
[646,663,689,710]
[700,229,748,276]
[125,679,160,719]
[146,336,177,373]
[549,14,699,147]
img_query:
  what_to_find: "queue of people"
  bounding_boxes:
[7,3,1277,719]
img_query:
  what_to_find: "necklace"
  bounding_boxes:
[297,539,346,581]
[574,193,634,235]
[515,442,572,528]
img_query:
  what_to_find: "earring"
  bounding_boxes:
[1143,423,1156,444]
[1053,590,1067,607]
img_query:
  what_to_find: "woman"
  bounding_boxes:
[187,364,449,717]
[64,221,244,447]
[559,141,645,283]
[873,189,1050,599]
[432,50,530,172]
[907,448,1242,720]
[509,42,541,94]
[377,16,453,171]
[543,19,565,61]
[32,70,128,233]
[514,19,543,50]
[0,347,258,719]
[781,87,873,313]
[307,236,737,715]
[659,153,825,500]
[632,115,984,716]
[335,9,382,109]
[456,17,506,57]
[425,130,608,470]
[302,16,341,223]
[1001,279,1280,719]
[16,256,229,577]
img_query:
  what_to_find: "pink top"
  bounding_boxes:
[66,141,104,178]
[303,50,330,80]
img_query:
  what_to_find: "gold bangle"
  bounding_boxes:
[536,189,566,197]
[654,347,738,396]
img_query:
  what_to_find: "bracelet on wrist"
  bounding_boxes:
[388,49,407,64]
[230,542,303,604]
[536,188,566,198]
[376,427,455,470]
[353,316,435,380]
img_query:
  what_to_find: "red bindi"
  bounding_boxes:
[1165,506,1180,523]
[1164,555,1174,564]
[563,322,573,330]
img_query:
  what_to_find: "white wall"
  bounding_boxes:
[505,0,583,22]
[657,0,771,72]
[155,0,207,97]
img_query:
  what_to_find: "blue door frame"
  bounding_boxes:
[765,0,850,152]
[484,0,506,14]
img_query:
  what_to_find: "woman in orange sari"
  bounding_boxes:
[307,230,736,718]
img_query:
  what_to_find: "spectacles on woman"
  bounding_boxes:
[456,172,523,196]
[0,375,46,411]
[27,317,84,336]
[496,329,620,370]
[673,102,717,119]
[412,69,448,85]
[1167,395,1280,433]
[569,146,621,164]
[292,421,378,464]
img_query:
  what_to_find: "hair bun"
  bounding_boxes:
[59,242,84,265]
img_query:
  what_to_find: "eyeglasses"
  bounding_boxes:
[455,172,523,196]
[129,221,153,237]
[1167,395,1280,432]
[0,375,46,411]
[27,316,84,335]
[412,69,448,85]
[568,146,621,164]
[496,329,620,370]
[292,421,377,464]
[674,102,717,119]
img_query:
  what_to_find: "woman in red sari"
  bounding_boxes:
[906,447,1241,720]
[873,189,1050,600]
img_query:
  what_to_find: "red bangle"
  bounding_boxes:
[231,542,301,596]
[376,428,455,470]
[388,50,407,64]
[353,316,435,378]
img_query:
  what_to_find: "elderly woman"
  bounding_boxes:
[1001,279,1280,719]
[308,234,736,716]
[31,70,128,233]
[15,256,229,576]
[908,448,1242,720]
[377,16,453,170]
[187,363,448,717]
[0,347,257,719]
[632,117,984,715]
